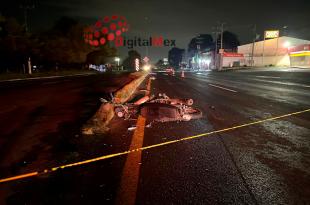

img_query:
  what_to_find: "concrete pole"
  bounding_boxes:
[275,36,279,66]
[220,23,225,70]
[251,24,256,67]
[262,31,266,66]
[220,23,224,49]
[213,31,218,69]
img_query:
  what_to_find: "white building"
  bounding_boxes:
[238,36,310,67]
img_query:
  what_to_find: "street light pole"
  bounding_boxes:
[251,24,257,67]
[262,31,266,66]
[220,22,225,70]
[220,22,225,49]
[115,57,120,70]
[212,31,219,69]
[144,17,149,57]
[215,33,218,69]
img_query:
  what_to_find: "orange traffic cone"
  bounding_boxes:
[181,71,185,78]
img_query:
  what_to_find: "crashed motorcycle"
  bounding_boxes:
[113,93,202,122]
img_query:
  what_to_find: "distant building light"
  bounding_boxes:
[290,51,310,57]
[283,41,290,48]
[135,58,140,71]
[142,64,151,71]
[265,30,279,39]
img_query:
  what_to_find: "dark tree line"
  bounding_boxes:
[168,48,185,68]
[0,15,117,73]
[166,31,240,69]
[188,31,240,58]
[122,50,142,71]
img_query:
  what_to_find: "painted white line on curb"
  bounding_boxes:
[208,83,238,93]
[256,76,281,79]
[0,73,95,83]
[254,79,310,88]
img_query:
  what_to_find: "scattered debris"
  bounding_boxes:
[134,95,150,105]
[114,93,202,123]
[100,98,108,103]
[128,126,137,131]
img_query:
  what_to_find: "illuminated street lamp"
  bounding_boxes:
[115,57,120,66]
[283,41,290,48]
[135,58,140,71]
[142,64,151,71]
[284,41,291,55]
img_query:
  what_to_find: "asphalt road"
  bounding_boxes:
[0,73,135,177]
[1,68,310,205]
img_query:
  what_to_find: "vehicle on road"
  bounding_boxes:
[165,67,175,76]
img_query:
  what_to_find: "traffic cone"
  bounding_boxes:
[181,71,185,78]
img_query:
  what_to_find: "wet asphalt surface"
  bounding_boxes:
[1,68,310,204]
[0,72,137,203]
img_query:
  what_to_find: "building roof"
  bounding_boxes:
[238,36,310,56]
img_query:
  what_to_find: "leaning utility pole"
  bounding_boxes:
[219,22,225,70]
[220,22,225,49]
[212,30,220,69]
[251,24,257,67]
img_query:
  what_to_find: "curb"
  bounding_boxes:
[0,73,96,83]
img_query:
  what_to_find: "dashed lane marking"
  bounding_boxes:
[208,83,238,93]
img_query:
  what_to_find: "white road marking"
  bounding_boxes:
[208,83,238,92]
[0,73,95,83]
[254,79,310,88]
[256,76,281,79]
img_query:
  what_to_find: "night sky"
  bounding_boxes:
[2,0,310,62]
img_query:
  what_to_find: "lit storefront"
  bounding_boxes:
[289,44,310,68]
[238,36,310,67]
